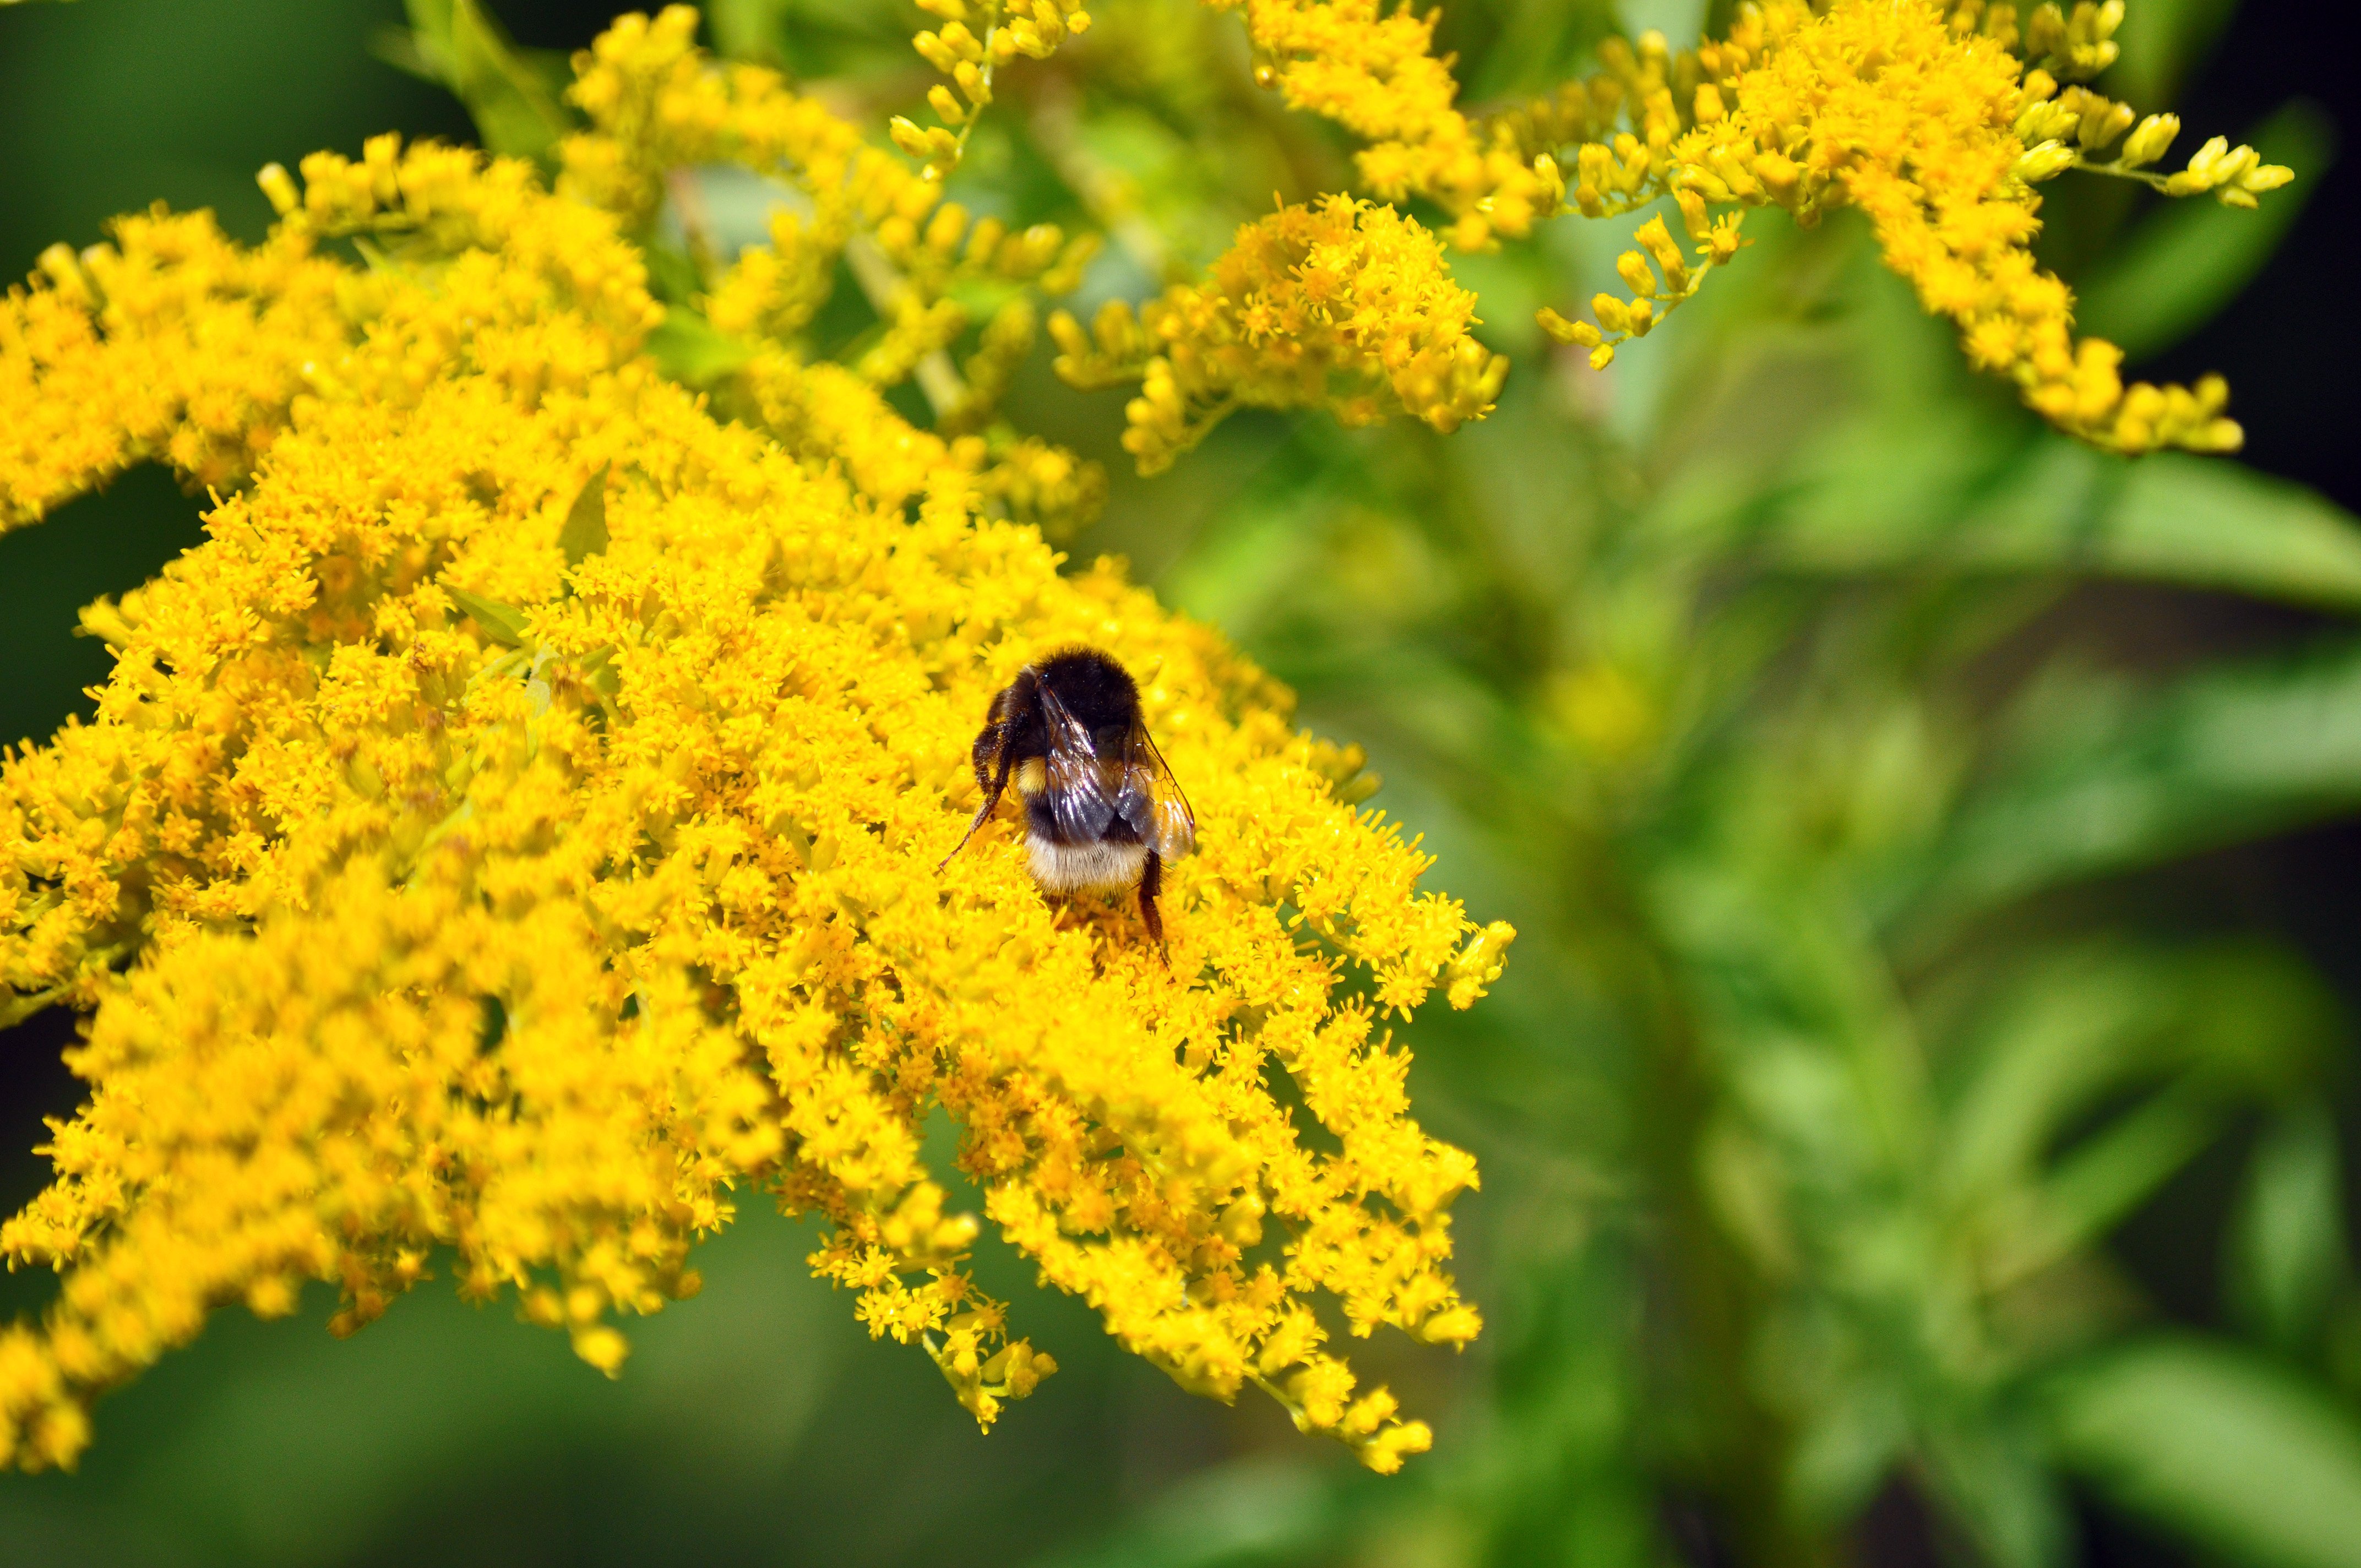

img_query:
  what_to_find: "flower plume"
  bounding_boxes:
[1051,195,1508,475]
[1228,0,2292,456]
[0,100,1502,1473]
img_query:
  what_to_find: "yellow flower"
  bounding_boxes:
[1223,0,2291,456]
[0,120,1503,1474]
[891,0,1095,177]
[1049,195,1509,473]
[1211,0,1556,251]
[562,6,1105,535]
[1,214,345,527]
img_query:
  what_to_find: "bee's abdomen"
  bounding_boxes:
[1026,834,1147,892]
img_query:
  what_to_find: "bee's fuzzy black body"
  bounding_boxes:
[940,647,1195,955]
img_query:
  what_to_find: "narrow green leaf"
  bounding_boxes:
[443,586,530,648]
[1920,1417,2072,1568]
[1924,638,2361,917]
[402,0,571,165]
[1946,940,2336,1286]
[1942,944,2159,1203]
[704,0,795,66]
[2228,1102,2353,1353]
[2105,0,2238,109]
[1770,437,2361,613]
[2009,1088,2218,1276]
[2077,101,2336,361]
[579,645,622,699]
[1957,447,2361,612]
[2049,1337,2361,1568]
[1031,1458,1337,1568]
[559,464,611,568]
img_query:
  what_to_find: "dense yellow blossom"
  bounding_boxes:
[559,7,1105,534]
[1214,0,1556,251]
[0,102,1506,1477]
[1049,195,1509,474]
[0,215,345,527]
[1225,0,2289,456]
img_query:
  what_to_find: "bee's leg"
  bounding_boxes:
[938,718,1019,870]
[1139,848,1168,965]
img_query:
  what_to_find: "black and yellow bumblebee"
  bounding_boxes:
[940,647,1196,953]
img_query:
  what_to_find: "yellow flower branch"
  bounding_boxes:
[1211,0,2295,457]
[0,65,1504,1471]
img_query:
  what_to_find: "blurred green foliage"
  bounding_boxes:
[4,0,2361,1564]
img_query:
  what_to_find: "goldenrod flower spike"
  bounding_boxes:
[1215,0,2290,458]
[561,9,1104,532]
[1049,195,1509,473]
[1,215,345,530]
[0,74,1505,1473]
[1214,0,1558,250]
[894,0,1095,178]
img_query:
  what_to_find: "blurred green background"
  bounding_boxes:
[7,1,2361,1564]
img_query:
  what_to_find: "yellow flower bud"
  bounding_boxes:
[2012,139,2078,183]
[2077,96,2134,149]
[1616,250,1660,297]
[2119,112,2179,167]
[255,162,300,217]
[1635,216,1689,292]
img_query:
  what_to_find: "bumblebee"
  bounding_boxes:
[940,647,1196,952]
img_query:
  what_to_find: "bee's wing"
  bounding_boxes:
[1037,682,1122,842]
[1123,721,1196,861]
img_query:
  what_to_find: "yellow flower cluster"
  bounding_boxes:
[562,7,1106,536]
[0,216,344,528]
[1221,0,2291,456]
[893,0,1095,176]
[0,110,1506,1472]
[1211,0,1554,250]
[1048,195,1509,473]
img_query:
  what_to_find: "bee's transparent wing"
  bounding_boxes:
[1123,721,1196,861]
[1038,682,1122,842]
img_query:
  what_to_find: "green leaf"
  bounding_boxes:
[1923,638,2361,917]
[399,0,571,165]
[443,585,530,648]
[1770,437,2361,613]
[704,0,794,65]
[2229,1102,2353,1354]
[2012,1087,2218,1272]
[1031,1458,1339,1568]
[2105,0,2238,108]
[1958,446,2361,612]
[645,308,754,387]
[1943,940,2336,1286]
[2049,1337,2361,1568]
[559,463,611,568]
[1920,1417,2071,1568]
[2077,101,2336,361]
